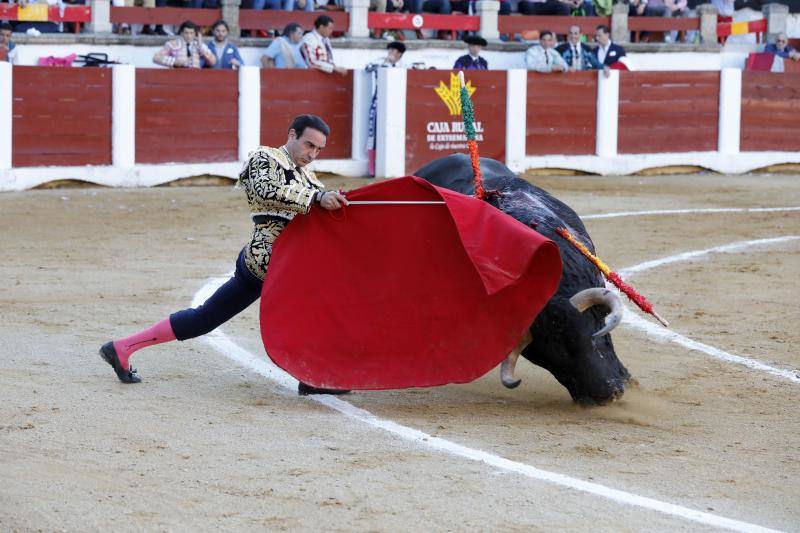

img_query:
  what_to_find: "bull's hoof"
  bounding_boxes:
[502,378,522,389]
[297,382,351,396]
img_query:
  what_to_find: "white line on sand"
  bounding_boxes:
[617,236,800,384]
[192,279,782,533]
[583,206,800,220]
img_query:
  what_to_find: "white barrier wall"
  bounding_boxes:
[2,65,800,190]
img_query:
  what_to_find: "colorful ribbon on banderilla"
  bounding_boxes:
[555,227,670,328]
[458,71,486,201]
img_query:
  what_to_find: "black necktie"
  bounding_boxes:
[573,45,578,68]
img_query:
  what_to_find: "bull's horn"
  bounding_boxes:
[570,288,623,338]
[500,352,522,389]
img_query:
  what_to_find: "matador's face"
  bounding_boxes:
[286,128,327,168]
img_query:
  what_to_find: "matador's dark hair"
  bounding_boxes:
[290,114,330,138]
[596,24,611,35]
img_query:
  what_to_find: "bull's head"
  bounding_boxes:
[502,288,629,405]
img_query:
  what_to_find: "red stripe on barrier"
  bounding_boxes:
[240,9,348,31]
[368,12,479,31]
[628,17,699,31]
[0,4,90,22]
[110,6,222,26]
[717,17,766,37]
[498,15,610,35]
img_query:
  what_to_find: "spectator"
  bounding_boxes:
[452,0,511,15]
[117,0,168,36]
[368,41,407,68]
[593,0,613,16]
[371,0,405,12]
[453,35,488,70]
[262,23,308,68]
[365,42,407,176]
[525,30,568,73]
[665,0,688,42]
[557,25,604,71]
[766,33,800,62]
[518,0,571,16]
[592,24,626,67]
[208,20,243,69]
[684,0,704,43]
[0,22,17,64]
[628,0,666,16]
[712,0,734,22]
[409,0,452,14]
[629,0,686,42]
[191,0,220,7]
[153,20,217,69]
[245,0,314,11]
[301,15,347,76]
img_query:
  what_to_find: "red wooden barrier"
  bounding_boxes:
[618,71,719,154]
[405,70,506,173]
[629,16,699,43]
[12,66,112,167]
[498,15,610,35]
[526,71,597,156]
[110,7,222,26]
[0,3,91,22]
[240,10,348,31]
[136,69,238,164]
[260,70,353,159]
[368,12,479,31]
[785,60,800,74]
[740,71,800,152]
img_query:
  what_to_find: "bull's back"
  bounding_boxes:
[413,154,589,243]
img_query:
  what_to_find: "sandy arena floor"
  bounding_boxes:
[1,173,799,532]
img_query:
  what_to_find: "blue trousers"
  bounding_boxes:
[170,249,262,341]
[245,0,313,10]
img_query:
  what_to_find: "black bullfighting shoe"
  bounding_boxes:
[99,342,141,384]
[297,382,351,396]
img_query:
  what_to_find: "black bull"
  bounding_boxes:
[415,154,630,405]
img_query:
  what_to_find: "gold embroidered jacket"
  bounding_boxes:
[238,146,324,280]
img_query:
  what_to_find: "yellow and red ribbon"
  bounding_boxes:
[556,227,669,327]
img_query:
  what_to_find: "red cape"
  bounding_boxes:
[260,176,562,390]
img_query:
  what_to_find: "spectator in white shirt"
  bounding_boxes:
[301,15,347,76]
[525,30,568,73]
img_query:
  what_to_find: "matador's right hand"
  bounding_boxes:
[319,191,349,210]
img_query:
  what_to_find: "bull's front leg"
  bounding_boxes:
[500,331,532,389]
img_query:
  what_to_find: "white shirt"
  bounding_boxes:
[597,42,611,65]
[570,43,582,69]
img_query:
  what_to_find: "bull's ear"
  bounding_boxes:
[569,288,623,337]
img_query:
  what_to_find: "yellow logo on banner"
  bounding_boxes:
[17,4,49,21]
[434,72,476,116]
